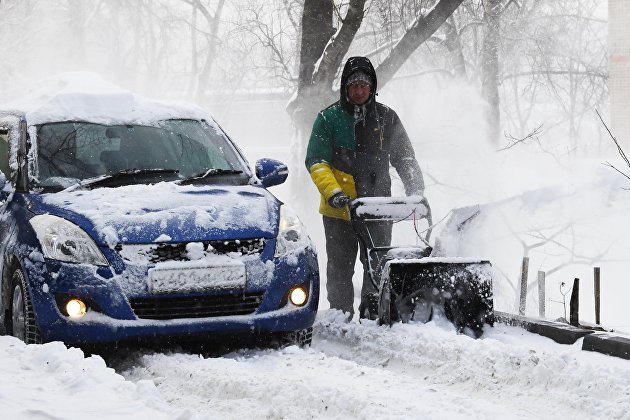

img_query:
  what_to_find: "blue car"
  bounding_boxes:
[0,77,319,347]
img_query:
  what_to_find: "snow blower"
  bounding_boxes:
[349,196,494,337]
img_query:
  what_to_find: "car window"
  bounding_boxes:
[158,120,236,173]
[0,128,10,179]
[36,123,99,181]
[34,120,246,187]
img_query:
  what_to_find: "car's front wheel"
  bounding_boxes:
[285,327,313,348]
[9,269,41,344]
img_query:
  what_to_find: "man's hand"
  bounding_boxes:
[328,192,350,209]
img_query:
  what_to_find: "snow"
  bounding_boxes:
[0,72,208,126]
[2,311,629,419]
[0,32,628,420]
[352,195,429,220]
[41,183,274,247]
[0,337,174,419]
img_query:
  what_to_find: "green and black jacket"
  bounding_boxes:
[305,56,424,220]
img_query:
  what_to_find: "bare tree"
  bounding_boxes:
[480,0,501,145]
[179,0,226,101]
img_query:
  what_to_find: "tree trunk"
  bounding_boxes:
[187,3,198,98]
[480,0,501,146]
[288,0,334,206]
[194,0,226,102]
[443,16,467,79]
[297,0,333,96]
[311,0,367,89]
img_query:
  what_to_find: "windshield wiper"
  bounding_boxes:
[64,168,180,191]
[178,168,243,185]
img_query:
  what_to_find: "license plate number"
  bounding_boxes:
[148,263,246,294]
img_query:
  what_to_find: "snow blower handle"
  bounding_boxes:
[349,195,433,246]
[349,195,433,294]
[349,195,431,223]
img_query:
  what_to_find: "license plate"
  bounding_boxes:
[148,263,246,294]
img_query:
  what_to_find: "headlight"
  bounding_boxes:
[65,298,87,319]
[275,205,310,257]
[289,286,308,306]
[29,214,108,266]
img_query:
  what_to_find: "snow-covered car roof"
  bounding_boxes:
[0,72,209,126]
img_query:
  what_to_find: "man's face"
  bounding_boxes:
[347,81,372,105]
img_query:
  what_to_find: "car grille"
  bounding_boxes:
[117,238,266,264]
[129,292,264,320]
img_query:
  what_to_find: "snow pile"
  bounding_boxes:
[2,311,629,419]
[117,311,630,419]
[0,72,208,125]
[0,336,180,419]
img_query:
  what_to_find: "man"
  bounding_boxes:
[305,56,425,320]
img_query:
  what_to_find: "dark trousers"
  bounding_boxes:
[322,215,391,317]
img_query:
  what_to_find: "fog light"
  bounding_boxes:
[289,286,308,306]
[66,299,87,319]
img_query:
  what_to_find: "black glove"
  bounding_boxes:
[328,192,350,209]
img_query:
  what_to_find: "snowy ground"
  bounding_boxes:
[2,310,629,420]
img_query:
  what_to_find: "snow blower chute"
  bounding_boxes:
[350,196,494,337]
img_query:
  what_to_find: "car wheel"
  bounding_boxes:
[9,269,41,344]
[285,327,313,348]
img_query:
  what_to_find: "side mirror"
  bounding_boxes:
[255,158,288,188]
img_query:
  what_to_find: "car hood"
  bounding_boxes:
[27,183,280,246]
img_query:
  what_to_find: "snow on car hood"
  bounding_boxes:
[29,183,280,246]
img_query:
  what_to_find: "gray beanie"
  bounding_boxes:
[346,71,372,87]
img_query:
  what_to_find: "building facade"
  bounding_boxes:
[610,0,630,145]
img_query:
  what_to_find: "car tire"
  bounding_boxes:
[9,268,41,344]
[285,327,313,348]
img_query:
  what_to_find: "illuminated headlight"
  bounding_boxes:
[275,205,310,257]
[29,214,108,266]
[65,299,87,319]
[289,286,308,306]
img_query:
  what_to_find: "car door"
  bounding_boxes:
[0,122,13,240]
[0,124,10,331]
[0,121,17,331]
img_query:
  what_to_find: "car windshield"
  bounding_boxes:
[32,119,248,190]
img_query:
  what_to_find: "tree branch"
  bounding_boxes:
[376,0,465,89]
[596,108,630,168]
[499,124,543,151]
[312,0,367,88]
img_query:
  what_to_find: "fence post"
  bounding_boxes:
[594,267,601,325]
[569,278,580,327]
[519,257,529,316]
[537,271,546,318]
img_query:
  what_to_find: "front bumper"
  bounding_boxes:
[22,246,319,345]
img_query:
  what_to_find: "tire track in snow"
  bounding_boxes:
[314,311,630,420]
[117,311,630,420]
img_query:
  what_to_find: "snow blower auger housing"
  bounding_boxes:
[349,196,494,337]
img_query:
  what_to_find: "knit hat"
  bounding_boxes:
[346,71,372,87]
